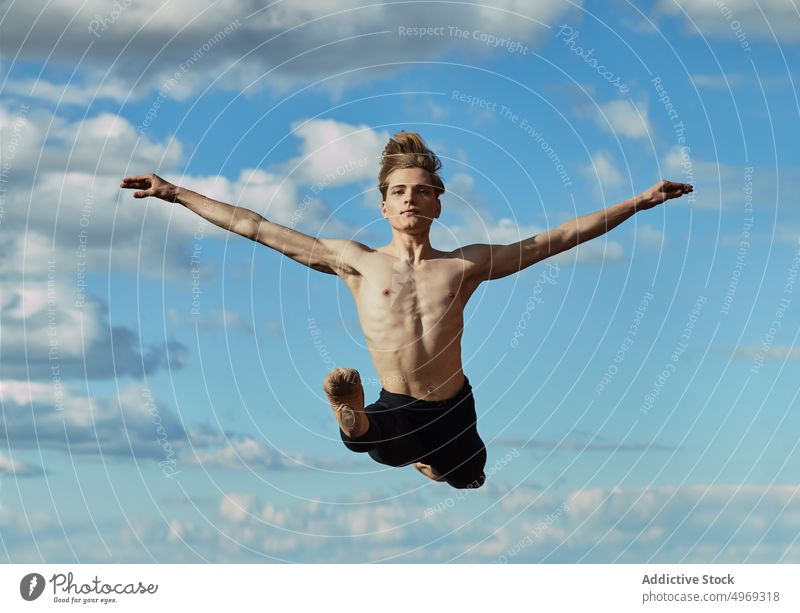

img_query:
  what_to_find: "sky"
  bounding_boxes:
[0,0,799,563]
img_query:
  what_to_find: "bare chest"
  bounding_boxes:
[347,258,470,329]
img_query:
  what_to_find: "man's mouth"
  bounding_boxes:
[402,209,420,216]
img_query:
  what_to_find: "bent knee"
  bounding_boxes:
[446,471,485,490]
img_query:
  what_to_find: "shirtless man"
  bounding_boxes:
[121,131,693,489]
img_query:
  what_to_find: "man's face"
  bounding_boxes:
[380,167,441,235]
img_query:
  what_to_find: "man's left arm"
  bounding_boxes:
[462,180,693,282]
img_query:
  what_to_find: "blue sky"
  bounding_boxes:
[1,0,799,563]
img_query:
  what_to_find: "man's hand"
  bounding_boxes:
[634,179,693,211]
[120,173,179,203]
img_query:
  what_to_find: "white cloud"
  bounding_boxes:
[444,173,481,210]
[0,380,340,478]
[186,437,349,472]
[551,238,625,265]
[656,0,800,43]
[219,493,258,523]
[778,228,800,245]
[0,380,193,460]
[2,77,134,106]
[596,100,651,140]
[620,15,662,35]
[691,73,746,89]
[177,483,800,562]
[425,100,448,120]
[661,146,770,211]
[216,309,255,336]
[0,107,381,383]
[0,106,378,282]
[0,452,45,477]
[562,484,800,562]
[284,119,388,187]
[447,172,476,195]
[733,345,800,361]
[432,216,545,249]
[0,0,578,103]
[0,103,198,282]
[167,307,285,340]
[2,480,799,562]
[582,151,626,201]
[0,279,187,380]
[0,107,183,180]
[633,222,666,248]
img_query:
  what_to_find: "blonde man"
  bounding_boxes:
[121,131,692,488]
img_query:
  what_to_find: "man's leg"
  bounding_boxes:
[323,368,369,438]
[413,462,446,482]
[419,385,487,489]
[425,427,487,489]
[327,369,429,470]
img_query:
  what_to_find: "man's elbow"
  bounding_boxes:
[238,215,265,241]
[554,225,577,252]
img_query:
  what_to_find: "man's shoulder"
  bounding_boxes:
[433,245,496,284]
[438,243,492,263]
[320,237,376,255]
[306,238,376,277]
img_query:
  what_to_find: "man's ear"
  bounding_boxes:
[434,197,442,219]
[380,200,387,218]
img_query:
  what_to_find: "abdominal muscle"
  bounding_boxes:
[365,323,466,400]
[349,258,471,401]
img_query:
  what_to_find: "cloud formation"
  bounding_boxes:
[656,0,800,44]
[6,481,797,563]
[0,380,346,477]
[0,0,577,103]
[0,452,45,477]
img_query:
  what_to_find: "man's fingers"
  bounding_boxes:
[120,176,153,188]
[666,184,693,200]
[644,180,693,207]
[121,180,148,189]
[659,180,692,190]
[660,181,693,197]
[133,190,150,198]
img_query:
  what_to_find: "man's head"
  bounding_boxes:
[378,131,445,234]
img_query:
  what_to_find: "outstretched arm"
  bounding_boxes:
[120,173,366,276]
[463,180,693,281]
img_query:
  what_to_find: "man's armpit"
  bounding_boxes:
[453,244,496,281]
[326,239,372,277]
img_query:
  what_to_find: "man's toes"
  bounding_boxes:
[323,368,367,438]
[323,368,361,396]
[413,462,446,482]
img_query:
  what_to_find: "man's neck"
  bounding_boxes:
[385,230,437,264]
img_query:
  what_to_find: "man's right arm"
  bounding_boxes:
[120,173,366,276]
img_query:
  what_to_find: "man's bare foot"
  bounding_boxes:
[323,368,369,438]
[413,462,446,482]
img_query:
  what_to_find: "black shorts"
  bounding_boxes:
[340,376,487,489]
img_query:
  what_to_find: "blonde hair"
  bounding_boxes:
[378,131,445,199]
